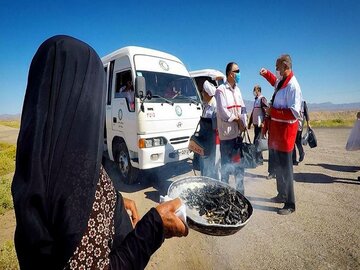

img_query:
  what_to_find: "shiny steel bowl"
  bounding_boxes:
[167,176,253,236]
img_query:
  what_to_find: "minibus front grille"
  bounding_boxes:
[170,136,189,145]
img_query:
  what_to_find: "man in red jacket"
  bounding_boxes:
[260,54,302,215]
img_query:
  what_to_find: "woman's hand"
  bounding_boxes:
[123,197,140,227]
[156,198,188,238]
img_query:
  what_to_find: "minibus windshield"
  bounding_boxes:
[136,70,200,103]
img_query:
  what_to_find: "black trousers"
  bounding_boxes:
[268,149,276,175]
[273,150,295,208]
[253,126,263,163]
[220,138,245,194]
[292,130,304,162]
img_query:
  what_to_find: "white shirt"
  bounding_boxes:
[273,76,302,119]
[215,82,247,140]
[216,82,246,122]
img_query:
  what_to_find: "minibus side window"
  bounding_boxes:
[115,70,135,112]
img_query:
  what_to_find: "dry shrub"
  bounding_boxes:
[0,143,16,176]
[0,143,15,215]
[0,240,19,270]
[0,175,13,215]
[309,110,357,127]
[309,110,357,121]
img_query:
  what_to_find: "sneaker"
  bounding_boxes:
[266,173,276,180]
[299,152,305,162]
[293,160,299,165]
[277,206,295,215]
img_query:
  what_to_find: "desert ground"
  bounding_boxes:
[1,125,359,270]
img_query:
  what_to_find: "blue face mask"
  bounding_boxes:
[235,73,240,84]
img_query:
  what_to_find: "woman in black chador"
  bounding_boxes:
[12,35,187,270]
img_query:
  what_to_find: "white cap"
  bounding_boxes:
[203,80,216,97]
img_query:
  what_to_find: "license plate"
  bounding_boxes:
[178,148,190,156]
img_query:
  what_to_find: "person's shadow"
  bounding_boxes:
[245,162,360,212]
[245,196,283,213]
[306,163,360,173]
[293,172,360,185]
[297,162,360,185]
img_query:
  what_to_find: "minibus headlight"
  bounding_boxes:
[139,137,167,148]
[153,138,161,146]
[145,139,153,148]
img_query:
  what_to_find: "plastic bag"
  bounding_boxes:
[255,138,268,152]
[346,119,360,151]
[301,129,309,146]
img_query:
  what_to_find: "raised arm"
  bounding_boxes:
[259,68,277,87]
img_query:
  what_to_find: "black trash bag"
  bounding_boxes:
[239,142,257,168]
[232,131,257,169]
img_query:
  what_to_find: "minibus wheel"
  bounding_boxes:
[114,141,139,184]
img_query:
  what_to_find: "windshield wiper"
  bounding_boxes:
[152,95,174,106]
[175,95,200,105]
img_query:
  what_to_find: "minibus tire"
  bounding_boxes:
[114,141,139,184]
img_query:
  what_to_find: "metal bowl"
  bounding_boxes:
[167,176,253,236]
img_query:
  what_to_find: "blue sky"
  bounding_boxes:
[0,0,359,114]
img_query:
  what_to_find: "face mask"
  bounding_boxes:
[253,91,257,97]
[276,70,283,80]
[234,73,240,84]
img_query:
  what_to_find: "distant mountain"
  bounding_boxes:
[307,102,360,111]
[0,113,21,120]
[1,101,359,119]
[244,100,360,112]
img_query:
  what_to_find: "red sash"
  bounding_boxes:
[268,107,298,152]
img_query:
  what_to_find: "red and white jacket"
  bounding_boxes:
[215,82,247,140]
[262,71,302,152]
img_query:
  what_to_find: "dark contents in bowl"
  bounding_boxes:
[180,185,249,225]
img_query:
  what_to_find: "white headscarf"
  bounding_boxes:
[203,80,216,97]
